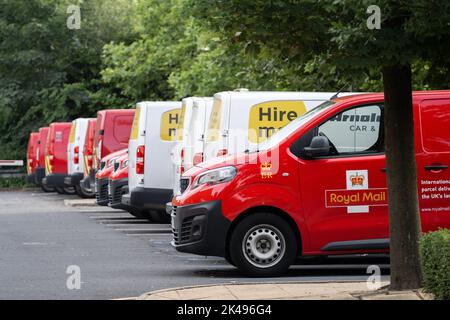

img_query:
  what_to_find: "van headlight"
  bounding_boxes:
[192,166,237,188]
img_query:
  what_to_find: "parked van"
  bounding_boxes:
[65,118,94,198]
[35,127,53,192]
[171,91,450,276]
[90,109,135,189]
[203,91,343,163]
[95,149,127,206]
[124,101,181,222]
[172,97,211,197]
[26,132,39,184]
[80,119,97,194]
[42,122,75,194]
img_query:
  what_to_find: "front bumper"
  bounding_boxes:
[64,172,84,187]
[35,167,46,185]
[129,187,173,212]
[43,173,70,188]
[171,200,231,258]
[95,177,109,206]
[108,178,128,209]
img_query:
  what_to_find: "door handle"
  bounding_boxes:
[425,164,448,171]
[380,167,386,173]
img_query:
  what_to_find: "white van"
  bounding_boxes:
[122,101,182,222]
[171,97,210,194]
[65,118,94,198]
[203,91,345,162]
[172,97,213,196]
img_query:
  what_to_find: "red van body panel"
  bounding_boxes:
[37,127,50,169]
[95,148,127,206]
[83,119,97,177]
[92,109,134,171]
[26,133,39,175]
[172,91,450,261]
[45,122,72,175]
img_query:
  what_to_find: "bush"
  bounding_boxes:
[0,176,31,189]
[420,229,450,299]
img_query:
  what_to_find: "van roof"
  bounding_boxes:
[214,91,344,100]
[137,101,181,108]
[333,90,450,104]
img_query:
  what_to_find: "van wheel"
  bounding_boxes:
[75,185,94,198]
[41,184,54,193]
[149,210,170,223]
[64,186,76,195]
[55,187,65,194]
[127,208,150,220]
[229,213,297,277]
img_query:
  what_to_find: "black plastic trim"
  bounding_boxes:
[321,238,390,251]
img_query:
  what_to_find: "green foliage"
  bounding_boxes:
[1,0,449,160]
[0,176,30,189]
[420,229,450,299]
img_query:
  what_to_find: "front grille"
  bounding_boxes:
[180,178,190,194]
[172,215,194,246]
[95,178,108,203]
[109,182,124,206]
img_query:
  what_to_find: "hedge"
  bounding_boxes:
[420,228,450,299]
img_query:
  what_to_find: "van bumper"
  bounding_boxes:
[95,177,109,206]
[109,178,128,210]
[35,167,46,185]
[129,187,173,212]
[170,201,231,258]
[43,173,69,188]
[64,172,84,187]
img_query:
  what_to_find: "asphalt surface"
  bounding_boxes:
[0,190,390,300]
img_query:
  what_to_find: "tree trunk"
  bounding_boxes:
[382,64,423,290]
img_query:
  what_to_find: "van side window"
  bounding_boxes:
[420,99,450,153]
[293,104,384,159]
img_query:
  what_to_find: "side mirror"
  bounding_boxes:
[303,136,331,158]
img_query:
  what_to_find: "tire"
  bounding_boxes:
[41,184,55,193]
[55,187,65,194]
[229,213,298,277]
[64,186,76,195]
[148,210,170,223]
[127,207,150,220]
[75,184,94,198]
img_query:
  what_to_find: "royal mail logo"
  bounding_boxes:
[326,189,388,208]
[350,173,365,187]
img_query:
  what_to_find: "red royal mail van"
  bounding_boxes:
[35,127,54,192]
[42,122,75,194]
[171,90,450,276]
[95,148,127,206]
[26,132,39,184]
[89,109,135,190]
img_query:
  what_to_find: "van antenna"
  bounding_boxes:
[330,83,350,100]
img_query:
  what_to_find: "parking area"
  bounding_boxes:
[0,190,390,300]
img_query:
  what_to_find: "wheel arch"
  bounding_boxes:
[225,206,303,263]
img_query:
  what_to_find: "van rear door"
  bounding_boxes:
[416,98,450,231]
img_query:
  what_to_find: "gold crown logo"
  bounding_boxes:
[261,162,272,171]
[350,173,364,186]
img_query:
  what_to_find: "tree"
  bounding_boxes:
[187,0,450,290]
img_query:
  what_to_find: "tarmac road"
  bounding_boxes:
[0,190,390,300]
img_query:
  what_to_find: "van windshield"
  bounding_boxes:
[254,100,335,152]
